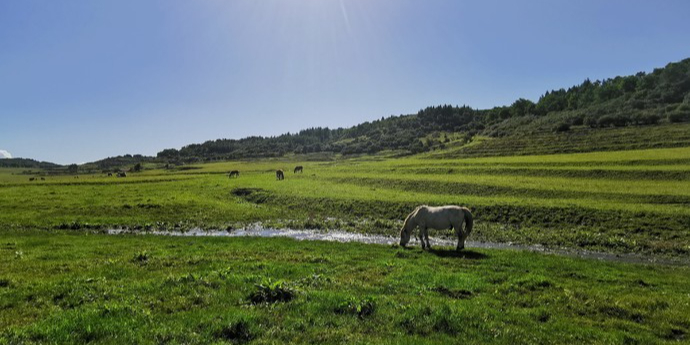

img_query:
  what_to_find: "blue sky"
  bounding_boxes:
[1,0,689,165]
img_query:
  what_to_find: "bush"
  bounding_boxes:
[628,99,646,110]
[668,111,690,123]
[597,114,628,127]
[553,122,571,132]
[584,115,598,128]
[571,115,585,126]
[631,113,660,125]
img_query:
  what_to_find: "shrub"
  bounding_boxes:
[597,114,628,127]
[571,115,584,126]
[668,111,690,123]
[631,113,660,125]
[553,122,571,132]
[584,115,598,128]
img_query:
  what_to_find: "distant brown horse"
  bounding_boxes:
[294,166,303,174]
[276,169,285,180]
[229,170,240,178]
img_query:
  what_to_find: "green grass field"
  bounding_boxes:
[2,145,689,256]
[1,231,689,344]
[2,145,690,343]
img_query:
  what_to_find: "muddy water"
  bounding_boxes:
[106,227,686,266]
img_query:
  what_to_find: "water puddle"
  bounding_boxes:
[106,227,686,266]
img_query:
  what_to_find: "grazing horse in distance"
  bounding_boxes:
[400,205,473,251]
[117,172,127,177]
[107,173,113,177]
[294,166,303,174]
[276,169,285,180]
[40,177,45,181]
[29,177,35,181]
[229,170,240,178]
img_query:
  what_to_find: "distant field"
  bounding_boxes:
[1,231,689,344]
[1,145,689,256]
[434,122,690,158]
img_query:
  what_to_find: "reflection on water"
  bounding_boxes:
[106,227,685,265]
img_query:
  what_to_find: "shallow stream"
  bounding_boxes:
[106,227,686,266]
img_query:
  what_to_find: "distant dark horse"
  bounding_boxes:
[276,169,285,180]
[107,173,113,177]
[229,170,240,178]
[117,172,127,177]
[294,166,303,174]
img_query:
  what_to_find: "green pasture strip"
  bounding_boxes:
[318,169,690,199]
[300,173,690,218]
[417,145,690,165]
[431,123,690,158]
[324,176,690,207]
[390,166,690,182]
[169,160,315,174]
[1,231,688,344]
[0,175,278,228]
[0,174,196,187]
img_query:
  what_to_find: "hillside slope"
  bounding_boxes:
[157,58,690,161]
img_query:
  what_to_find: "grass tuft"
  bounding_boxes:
[247,278,296,304]
[334,296,376,319]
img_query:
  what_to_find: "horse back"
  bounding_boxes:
[419,205,468,228]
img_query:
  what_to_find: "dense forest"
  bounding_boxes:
[156,58,690,161]
[0,158,61,169]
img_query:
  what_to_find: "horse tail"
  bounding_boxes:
[464,208,473,236]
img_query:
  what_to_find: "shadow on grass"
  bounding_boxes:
[427,248,488,260]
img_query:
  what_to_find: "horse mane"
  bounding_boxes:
[402,205,425,234]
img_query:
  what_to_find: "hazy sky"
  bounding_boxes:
[2,0,689,164]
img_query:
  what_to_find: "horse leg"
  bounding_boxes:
[457,223,469,250]
[423,227,431,250]
[455,222,465,251]
[418,227,426,250]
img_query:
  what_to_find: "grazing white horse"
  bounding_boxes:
[400,205,473,251]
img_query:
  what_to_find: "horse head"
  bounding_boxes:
[399,210,418,246]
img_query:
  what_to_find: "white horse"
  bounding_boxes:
[399,205,473,251]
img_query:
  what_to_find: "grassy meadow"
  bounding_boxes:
[2,145,690,256]
[2,143,690,343]
[1,231,689,344]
